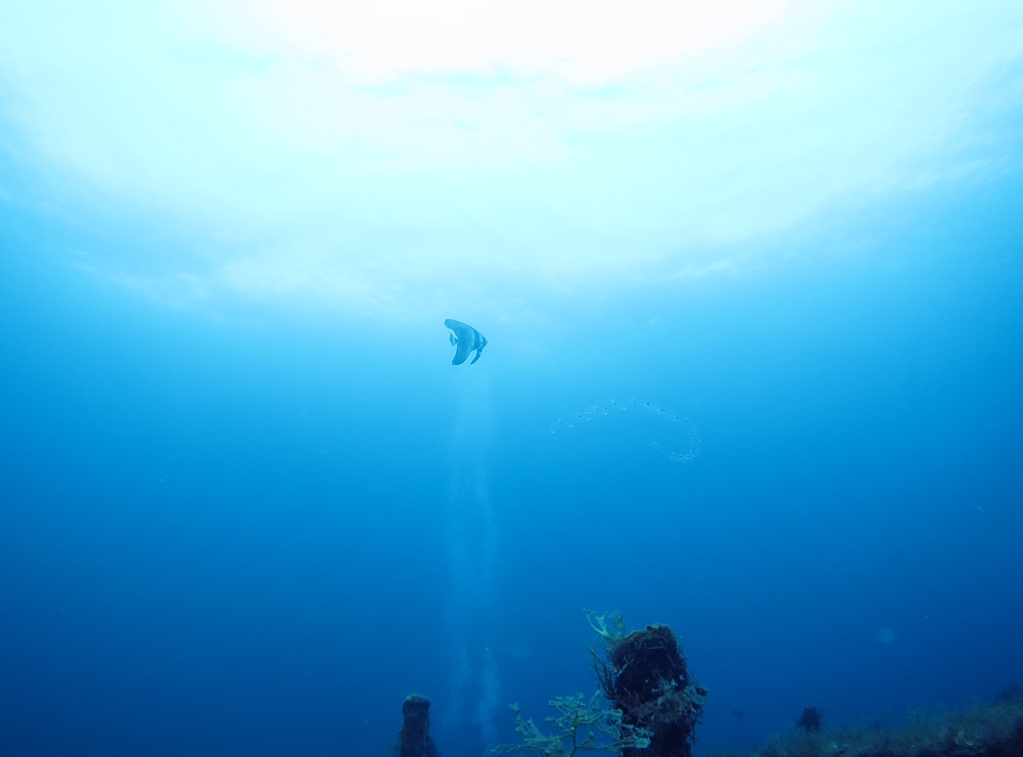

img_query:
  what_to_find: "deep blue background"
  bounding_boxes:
[1,177,1022,756]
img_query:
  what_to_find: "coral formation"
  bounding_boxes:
[712,691,1023,757]
[495,611,703,757]
[494,693,652,757]
[587,610,707,757]
[397,694,439,757]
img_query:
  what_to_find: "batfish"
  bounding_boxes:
[444,319,487,365]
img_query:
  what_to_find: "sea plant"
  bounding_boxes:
[494,692,652,757]
[584,610,626,645]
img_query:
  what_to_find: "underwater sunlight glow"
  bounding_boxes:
[1,2,1022,757]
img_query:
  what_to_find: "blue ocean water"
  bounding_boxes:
[2,4,1023,755]
[2,174,1021,756]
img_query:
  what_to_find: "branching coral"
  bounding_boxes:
[497,612,704,757]
[494,693,651,757]
[585,610,626,645]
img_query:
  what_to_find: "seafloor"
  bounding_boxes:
[712,689,1023,757]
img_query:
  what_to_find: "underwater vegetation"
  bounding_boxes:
[713,687,1023,757]
[495,612,705,757]
[394,619,1021,757]
[494,693,653,757]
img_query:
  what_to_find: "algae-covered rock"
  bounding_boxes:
[398,694,438,757]
[724,693,1023,757]
[588,612,706,757]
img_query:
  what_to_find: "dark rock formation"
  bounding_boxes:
[797,706,822,733]
[598,623,706,757]
[397,694,438,757]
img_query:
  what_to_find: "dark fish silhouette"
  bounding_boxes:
[444,319,487,365]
